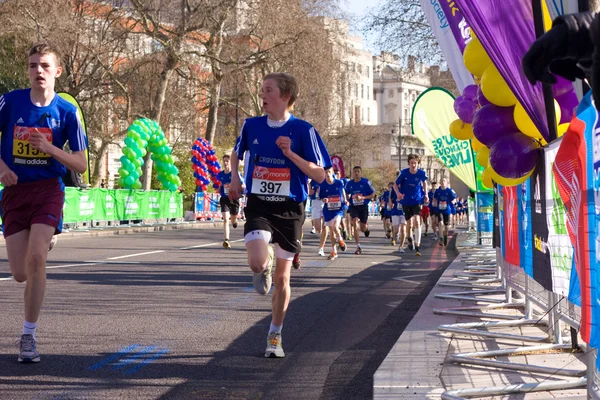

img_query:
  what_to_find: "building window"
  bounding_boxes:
[367,107,370,122]
[373,91,377,101]
[358,64,362,74]
[361,107,364,122]
[412,93,416,102]
[388,89,394,98]
[404,92,407,101]
[351,62,356,72]
[355,84,358,98]
[361,84,364,99]
[354,105,360,125]
[404,108,409,121]
[373,151,381,161]
[366,66,370,78]
[367,86,370,100]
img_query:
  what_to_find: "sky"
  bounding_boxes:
[342,0,383,52]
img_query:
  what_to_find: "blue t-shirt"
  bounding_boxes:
[345,178,375,206]
[434,187,456,214]
[396,168,428,206]
[381,190,393,215]
[234,115,331,202]
[0,89,87,183]
[320,178,346,221]
[390,189,404,216]
[217,170,243,197]
[309,179,321,201]
[427,190,434,207]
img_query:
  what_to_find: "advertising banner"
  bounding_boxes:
[502,185,520,266]
[519,177,534,277]
[476,192,493,233]
[530,151,553,292]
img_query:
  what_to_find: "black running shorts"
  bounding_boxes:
[402,204,422,221]
[349,204,369,224]
[220,196,240,214]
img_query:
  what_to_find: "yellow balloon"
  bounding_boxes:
[463,37,492,78]
[558,123,570,138]
[490,165,535,187]
[481,166,494,188]
[471,136,485,152]
[514,99,561,139]
[476,146,490,168]
[449,119,474,141]
[481,65,517,107]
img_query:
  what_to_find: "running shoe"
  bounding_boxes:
[424,232,428,237]
[310,227,316,234]
[444,236,448,246]
[338,239,346,251]
[232,222,238,229]
[439,238,444,247]
[223,240,231,249]
[18,334,40,363]
[327,251,338,260]
[415,246,421,256]
[407,237,414,251]
[342,230,348,240]
[317,248,325,257]
[265,332,285,358]
[48,235,58,252]
[399,247,405,254]
[364,228,370,238]
[292,253,301,270]
[253,246,273,295]
[354,247,362,255]
[391,239,396,246]
[385,232,391,239]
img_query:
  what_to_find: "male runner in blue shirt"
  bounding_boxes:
[0,44,87,363]
[393,154,428,256]
[345,166,375,255]
[434,177,456,246]
[320,167,347,260]
[229,72,331,358]
[217,154,243,249]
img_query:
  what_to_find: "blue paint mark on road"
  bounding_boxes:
[112,345,158,370]
[124,348,170,375]
[88,344,141,371]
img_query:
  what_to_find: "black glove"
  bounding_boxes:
[549,59,587,81]
[522,24,570,84]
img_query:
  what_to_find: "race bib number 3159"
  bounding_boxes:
[251,166,291,197]
[13,126,52,166]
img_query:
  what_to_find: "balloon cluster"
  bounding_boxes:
[191,138,221,192]
[449,33,579,188]
[118,118,181,192]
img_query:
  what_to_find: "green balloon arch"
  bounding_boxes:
[118,118,181,191]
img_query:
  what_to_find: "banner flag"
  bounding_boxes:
[519,178,534,277]
[530,151,553,291]
[503,185,520,266]
[411,88,477,191]
[476,192,493,233]
[419,0,475,91]
[498,184,506,258]
[493,183,501,249]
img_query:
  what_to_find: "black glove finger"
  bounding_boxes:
[549,58,586,81]
[523,46,551,84]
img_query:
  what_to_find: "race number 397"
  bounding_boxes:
[251,166,291,197]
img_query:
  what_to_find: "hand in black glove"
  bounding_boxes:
[522,24,569,85]
[549,59,587,82]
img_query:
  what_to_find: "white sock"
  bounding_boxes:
[23,321,37,338]
[269,322,282,334]
[415,225,422,246]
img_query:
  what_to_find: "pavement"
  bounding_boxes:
[0,219,459,399]
[374,231,588,400]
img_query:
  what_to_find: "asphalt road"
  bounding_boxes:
[0,220,458,400]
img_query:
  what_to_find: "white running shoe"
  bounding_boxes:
[265,332,285,358]
[317,248,325,257]
[399,248,405,254]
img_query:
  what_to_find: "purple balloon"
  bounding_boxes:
[455,97,478,124]
[489,133,540,179]
[555,90,579,124]
[472,104,518,147]
[463,84,478,100]
[477,85,491,107]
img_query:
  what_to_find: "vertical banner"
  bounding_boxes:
[493,183,501,249]
[476,192,493,233]
[498,184,505,257]
[530,151,553,291]
[411,88,477,191]
[519,178,534,277]
[418,0,475,91]
[331,155,345,178]
[545,139,573,296]
[438,0,471,52]
[502,185,520,266]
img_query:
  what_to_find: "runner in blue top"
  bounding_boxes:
[0,44,87,364]
[229,72,331,359]
[320,167,348,260]
[379,186,392,239]
[434,177,457,246]
[339,172,352,240]
[345,166,375,255]
[456,197,464,225]
[334,167,350,241]
[463,197,469,225]
[428,182,439,240]
[390,186,407,251]
[393,154,428,256]
[308,178,324,248]
[217,154,244,249]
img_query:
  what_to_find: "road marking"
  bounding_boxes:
[47,263,98,270]
[393,273,430,284]
[107,250,165,260]
[89,344,141,371]
[0,276,12,281]
[179,238,244,250]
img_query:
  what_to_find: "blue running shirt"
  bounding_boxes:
[390,190,405,216]
[345,178,375,206]
[320,178,346,221]
[434,187,456,214]
[309,179,321,200]
[396,168,428,206]
[0,89,87,183]
[234,115,331,202]
[217,170,243,197]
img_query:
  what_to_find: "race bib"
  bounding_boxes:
[397,202,402,211]
[223,184,230,195]
[439,201,448,210]
[386,203,392,211]
[251,166,291,197]
[432,198,438,207]
[328,196,341,210]
[352,194,364,206]
[13,126,52,166]
[315,188,320,199]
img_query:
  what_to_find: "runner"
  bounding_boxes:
[308,178,323,236]
[380,184,392,239]
[229,72,331,358]
[456,197,464,225]
[345,166,375,255]
[217,154,243,249]
[334,168,349,240]
[393,154,428,256]
[341,173,353,241]
[320,167,347,260]
[421,190,431,237]
[389,184,406,250]
[434,177,456,246]
[1,44,87,363]
[428,181,439,240]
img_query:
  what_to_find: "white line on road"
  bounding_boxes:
[179,239,244,250]
[107,250,165,260]
[47,263,99,270]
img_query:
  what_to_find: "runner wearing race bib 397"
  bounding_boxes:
[345,166,375,255]
[217,154,243,249]
[228,72,331,359]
